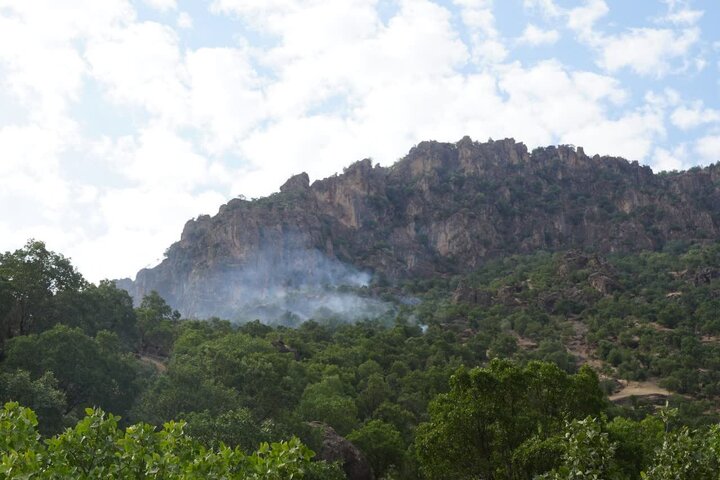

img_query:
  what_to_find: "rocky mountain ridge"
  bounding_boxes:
[118,137,720,319]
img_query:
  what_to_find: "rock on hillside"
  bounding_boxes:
[118,137,720,319]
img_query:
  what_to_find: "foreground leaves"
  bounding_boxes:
[0,402,342,479]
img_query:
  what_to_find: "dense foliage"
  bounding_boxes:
[0,402,342,479]
[409,242,720,411]
[415,360,604,478]
[2,239,720,478]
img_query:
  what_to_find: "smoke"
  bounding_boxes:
[178,234,394,325]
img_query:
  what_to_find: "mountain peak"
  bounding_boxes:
[280,172,310,193]
[118,138,720,320]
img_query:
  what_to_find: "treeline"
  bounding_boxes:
[2,240,720,478]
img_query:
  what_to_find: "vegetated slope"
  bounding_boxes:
[118,136,720,319]
[408,243,720,401]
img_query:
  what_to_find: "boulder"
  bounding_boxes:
[308,422,374,480]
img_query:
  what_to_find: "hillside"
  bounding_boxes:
[4,240,720,479]
[118,137,720,320]
[409,244,720,402]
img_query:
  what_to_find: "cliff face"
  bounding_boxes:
[119,137,720,319]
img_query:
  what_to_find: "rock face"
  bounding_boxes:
[308,422,374,480]
[120,137,720,319]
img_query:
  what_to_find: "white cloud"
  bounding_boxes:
[0,0,135,40]
[240,0,468,122]
[492,61,654,156]
[210,0,305,20]
[105,127,226,189]
[670,102,720,130]
[663,8,703,25]
[454,0,496,34]
[0,120,81,220]
[0,0,134,119]
[517,24,559,46]
[0,123,93,279]
[213,0,382,55]
[694,57,707,72]
[659,0,703,25]
[186,47,266,154]
[596,27,700,76]
[563,109,665,162]
[644,88,681,109]
[177,11,193,29]
[76,186,227,280]
[695,135,720,162]
[561,0,701,78]
[523,0,561,18]
[84,21,188,121]
[454,0,507,63]
[0,124,62,177]
[143,0,177,11]
[652,145,688,171]
[470,39,508,64]
[566,0,608,40]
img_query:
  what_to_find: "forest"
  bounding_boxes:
[2,239,720,479]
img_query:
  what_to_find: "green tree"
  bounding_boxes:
[2,325,141,417]
[0,240,85,341]
[372,401,416,443]
[606,415,663,477]
[640,408,717,480]
[298,377,359,435]
[415,360,605,480]
[540,417,620,480]
[131,362,241,424]
[184,408,277,451]
[50,280,139,347]
[641,426,713,480]
[357,373,392,417]
[136,291,179,355]
[0,370,66,434]
[348,420,404,478]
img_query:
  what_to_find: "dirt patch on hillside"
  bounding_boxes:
[514,333,538,349]
[609,380,670,402]
[646,322,674,333]
[138,354,168,373]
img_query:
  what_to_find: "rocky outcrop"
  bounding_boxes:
[119,137,720,319]
[308,422,374,480]
[558,251,620,295]
[452,280,492,306]
[588,272,619,295]
[693,267,720,286]
[271,339,300,360]
[279,172,310,193]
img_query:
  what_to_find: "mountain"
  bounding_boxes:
[117,137,720,320]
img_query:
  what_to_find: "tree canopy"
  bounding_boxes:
[2,240,720,479]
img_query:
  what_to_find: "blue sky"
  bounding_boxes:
[0,0,718,282]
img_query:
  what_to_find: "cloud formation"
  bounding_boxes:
[517,24,560,46]
[0,0,717,282]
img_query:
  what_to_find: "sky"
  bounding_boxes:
[0,0,718,283]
